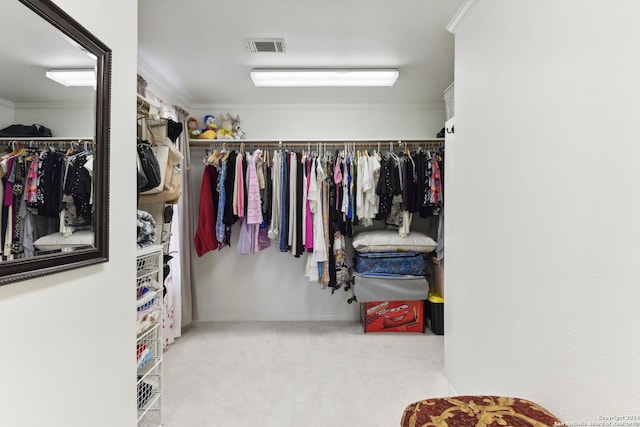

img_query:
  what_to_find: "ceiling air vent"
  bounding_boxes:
[245,38,286,53]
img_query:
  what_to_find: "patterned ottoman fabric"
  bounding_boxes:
[401,396,561,427]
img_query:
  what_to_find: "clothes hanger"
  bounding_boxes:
[403,141,412,160]
[206,149,219,164]
[66,141,78,156]
[5,141,21,158]
[222,142,234,162]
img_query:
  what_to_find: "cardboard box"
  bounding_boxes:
[361,300,424,333]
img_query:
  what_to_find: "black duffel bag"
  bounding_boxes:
[0,123,53,137]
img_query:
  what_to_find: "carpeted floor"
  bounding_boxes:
[162,321,454,426]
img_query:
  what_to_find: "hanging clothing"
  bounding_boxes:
[215,160,227,245]
[223,151,238,227]
[236,153,245,218]
[293,153,304,257]
[0,145,95,261]
[194,164,219,257]
[190,144,443,292]
[288,151,296,252]
[304,157,313,252]
[268,150,280,240]
[278,151,289,252]
[246,150,263,225]
[238,150,263,255]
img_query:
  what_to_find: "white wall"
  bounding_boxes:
[445,0,640,420]
[190,103,445,141]
[0,98,14,129]
[14,103,94,137]
[189,104,444,321]
[0,0,138,426]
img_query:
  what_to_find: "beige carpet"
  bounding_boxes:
[162,321,454,427]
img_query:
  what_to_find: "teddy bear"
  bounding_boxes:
[187,117,201,139]
[199,114,218,139]
[231,115,246,140]
[216,113,234,140]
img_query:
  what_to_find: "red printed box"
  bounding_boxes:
[361,300,424,333]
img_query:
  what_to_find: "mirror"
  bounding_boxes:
[0,0,111,285]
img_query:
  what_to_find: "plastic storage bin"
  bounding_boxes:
[361,300,424,333]
[425,294,444,335]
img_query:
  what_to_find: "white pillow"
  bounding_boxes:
[352,230,437,253]
[34,230,94,251]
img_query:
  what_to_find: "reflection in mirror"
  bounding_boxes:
[0,0,110,285]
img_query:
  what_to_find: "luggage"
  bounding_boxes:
[0,123,52,137]
[352,273,429,302]
[355,251,427,276]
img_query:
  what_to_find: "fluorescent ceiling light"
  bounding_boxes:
[250,69,399,87]
[46,69,95,87]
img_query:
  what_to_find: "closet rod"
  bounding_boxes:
[0,137,94,143]
[188,138,444,148]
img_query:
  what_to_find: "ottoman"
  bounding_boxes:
[401,395,561,427]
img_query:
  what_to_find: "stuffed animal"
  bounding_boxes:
[199,114,217,139]
[187,117,201,139]
[232,115,246,140]
[216,113,234,140]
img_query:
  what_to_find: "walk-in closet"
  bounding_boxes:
[2,0,639,426]
[131,0,460,422]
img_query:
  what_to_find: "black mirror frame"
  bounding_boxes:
[0,0,111,286]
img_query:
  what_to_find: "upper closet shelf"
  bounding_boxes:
[188,138,444,145]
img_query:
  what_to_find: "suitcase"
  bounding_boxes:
[355,251,427,276]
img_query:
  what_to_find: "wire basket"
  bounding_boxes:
[137,251,161,276]
[137,324,162,426]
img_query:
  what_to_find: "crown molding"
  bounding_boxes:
[447,0,480,34]
[137,58,192,111]
[15,102,94,109]
[190,102,445,112]
[0,97,15,109]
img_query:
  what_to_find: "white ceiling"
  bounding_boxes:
[0,1,96,105]
[0,1,461,108]
[138,0,462,106]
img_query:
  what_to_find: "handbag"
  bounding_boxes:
[140,144,169,195]
[138,119,184,204]
[137,140,162,192]
[138,147,182,204]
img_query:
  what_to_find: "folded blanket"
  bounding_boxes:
[137,210,156,249]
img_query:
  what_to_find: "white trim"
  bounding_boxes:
[137,59,191,110]
[202,314,360,322]
[190,102,445,112]
[0,98,15,109]
[446,0,480,34]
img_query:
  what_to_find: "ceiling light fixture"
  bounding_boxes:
[250,69,399,87]
[46,69,95,87]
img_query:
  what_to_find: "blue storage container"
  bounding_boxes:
[355,251,427,276]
